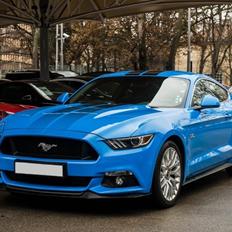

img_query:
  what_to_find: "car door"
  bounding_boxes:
[186,79,231,176]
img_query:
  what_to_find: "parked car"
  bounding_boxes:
[0,102,35,120]
[50,71,78,78]
[0,70,231,208]
[50,78,87,91]
[0,80,74,106]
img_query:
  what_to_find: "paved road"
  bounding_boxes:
[0,171,232,232]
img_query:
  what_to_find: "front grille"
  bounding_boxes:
[5,172,91,187]
[0,136,98,160]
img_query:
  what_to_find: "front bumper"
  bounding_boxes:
[2,185,150,199]
[0,129,162,197]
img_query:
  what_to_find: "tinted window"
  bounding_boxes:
[68,77,165,105]
[0,83,36,103]
[30,82,74,101]
[68,77,189,108]
[192,80,228,107]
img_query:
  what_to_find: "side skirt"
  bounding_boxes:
[183,163,232,186]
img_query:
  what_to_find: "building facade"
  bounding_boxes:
[0,25,32,78]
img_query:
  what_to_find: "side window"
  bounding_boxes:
[205,81,228,102]
[192,80,207,107]
[192,80,228,107]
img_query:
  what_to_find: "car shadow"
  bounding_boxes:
[180,170,229,199]
[2,170,231,216]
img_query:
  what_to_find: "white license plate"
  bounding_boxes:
[15,162,64,177]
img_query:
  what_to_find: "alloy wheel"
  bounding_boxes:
[160,147,181,202]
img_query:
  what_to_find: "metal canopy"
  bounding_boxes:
[0,0,231,26]
[0,0,231,79]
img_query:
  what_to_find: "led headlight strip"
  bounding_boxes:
[106,134,153,150]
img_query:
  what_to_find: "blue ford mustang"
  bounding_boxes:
[0,70,232,208]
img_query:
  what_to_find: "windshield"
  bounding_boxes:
[67,77,189,108]
[30,82,74,101]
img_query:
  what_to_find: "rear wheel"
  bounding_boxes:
[152,141,183,208]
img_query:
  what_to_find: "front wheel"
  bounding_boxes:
[152,141,183,208]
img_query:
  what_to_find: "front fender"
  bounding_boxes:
[134,117,189,182]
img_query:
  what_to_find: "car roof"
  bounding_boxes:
[5,70,64,80]
[81,71,113,77]
[0,80,73,86]
[95,70,227,88]
[9,80,48,84]
[50,71,78,78]
[98,70,197,80]
[0,79,11,82]
[50,78,87,83]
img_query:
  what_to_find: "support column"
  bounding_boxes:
[40,26,49,80]
[187,8,192,72]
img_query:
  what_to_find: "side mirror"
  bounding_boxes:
[56,92,70,104]
[200,95,220,109]
[22,95,32,101]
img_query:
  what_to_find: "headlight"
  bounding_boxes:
[106,134,153,150]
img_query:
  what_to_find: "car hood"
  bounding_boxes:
[4,103,179,138]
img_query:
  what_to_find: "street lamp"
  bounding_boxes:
[55,24,70,71]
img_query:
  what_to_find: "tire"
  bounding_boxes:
[226,167,232,176]
[152,141,183,209]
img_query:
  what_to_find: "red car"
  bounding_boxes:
[0,102,35,120]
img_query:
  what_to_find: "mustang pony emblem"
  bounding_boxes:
[38,143,58,152]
